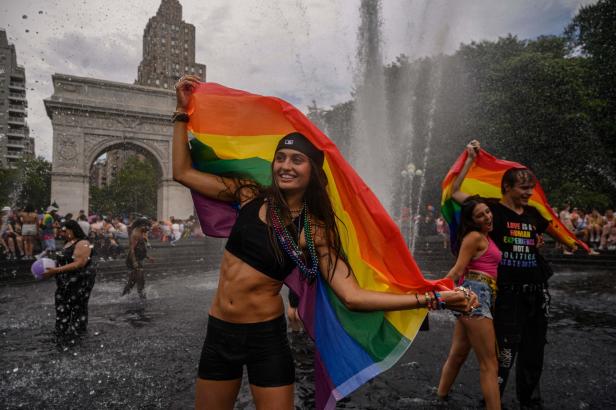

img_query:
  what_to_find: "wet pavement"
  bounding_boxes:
[1,265,615,409]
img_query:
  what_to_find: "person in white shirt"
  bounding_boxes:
[77,214,91,236]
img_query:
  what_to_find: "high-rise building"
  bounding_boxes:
[89,150,146,189]
[135,0,206,89]
[0,29,34,168]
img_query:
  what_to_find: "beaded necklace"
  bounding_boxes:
[270,200,320,282]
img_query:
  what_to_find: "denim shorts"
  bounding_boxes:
[455,279,495,320]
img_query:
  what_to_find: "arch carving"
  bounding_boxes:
[85,136,167,179]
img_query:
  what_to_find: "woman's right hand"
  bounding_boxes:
[466,139,480,160]
[175,74,201,112]
[440,288,478,313]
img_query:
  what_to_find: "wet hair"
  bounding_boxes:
[501,168,536,194]
[454,195,488,255]
[78,214,88,221]
[228,140,351,281]
[63,220,87,240]
[24,204,35,213]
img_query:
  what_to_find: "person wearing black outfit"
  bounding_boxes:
[123,222,151,299]
[43,220,96,342]
[173,75,476,410]
[451,140,577,409]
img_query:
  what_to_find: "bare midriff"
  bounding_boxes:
[209,250,285,323]
[21,212,38,224]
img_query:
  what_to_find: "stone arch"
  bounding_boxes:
[44,73,194,220]
[87,139,166,219]
[86,138,166,180]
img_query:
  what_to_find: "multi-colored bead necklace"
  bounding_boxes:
[270,200,320,282]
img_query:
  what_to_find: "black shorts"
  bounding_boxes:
[198,315,295,387]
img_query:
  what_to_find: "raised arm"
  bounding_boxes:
[451,140,480,204]
[172,75,254,203]
[314,227,475,312]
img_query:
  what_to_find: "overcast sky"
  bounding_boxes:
[0,0,596,160]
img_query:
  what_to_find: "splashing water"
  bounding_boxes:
[350,0,394,213]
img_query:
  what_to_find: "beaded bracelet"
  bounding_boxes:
[433,291,446,310]
[424,292,435,310]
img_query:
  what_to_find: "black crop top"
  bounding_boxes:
[225,197,299,281]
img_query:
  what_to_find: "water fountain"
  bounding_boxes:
[350,0,393,213]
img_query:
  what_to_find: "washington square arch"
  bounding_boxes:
[43,73,194,220]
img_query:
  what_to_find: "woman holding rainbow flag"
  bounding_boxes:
[172,75,476,410]
[442,140,586,409]
[436,193,502,409]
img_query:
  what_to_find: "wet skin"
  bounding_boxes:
[209,149,312,324]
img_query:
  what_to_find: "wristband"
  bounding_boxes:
[433,291,446,310]
[172,111,189,123]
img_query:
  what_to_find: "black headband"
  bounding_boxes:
[275,132,324,167]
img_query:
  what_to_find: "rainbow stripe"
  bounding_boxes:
[441,148,589,252]
[186,83,453,409]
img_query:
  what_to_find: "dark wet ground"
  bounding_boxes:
[1,264,615,409]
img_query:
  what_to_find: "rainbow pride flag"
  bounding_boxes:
[186,83,453,409]
[441,148,589,252]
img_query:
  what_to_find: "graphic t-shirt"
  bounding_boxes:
[487,201,550,285]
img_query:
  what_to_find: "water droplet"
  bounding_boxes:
[22,15,27,19]
[13,368,19,372]
[89,390,95,395]
[38,10,43,14]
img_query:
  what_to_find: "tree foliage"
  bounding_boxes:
[0,157,51,210]
[314,3,616,210]
[89,156,158,217]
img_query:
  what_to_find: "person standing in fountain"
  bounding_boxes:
[450,140,576,409]
[437,196,501,410]
[43,220,96,343]
[122,220,151,299]
[172,75,476,410]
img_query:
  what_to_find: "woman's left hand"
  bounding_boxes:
[440,288,479,313]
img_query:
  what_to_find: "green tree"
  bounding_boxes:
[0,167,18,206]
[90,156,158,217]
[0,157,51,209]
[15,157,52,210]
[566,0,616,200]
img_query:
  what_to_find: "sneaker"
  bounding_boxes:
[563,250,573,255]
[589,249,600,256]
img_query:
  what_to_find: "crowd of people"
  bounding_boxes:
[556,205,615,252]
[2,77,612,409]
[399,202,616,254]
[0,205,204,262]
